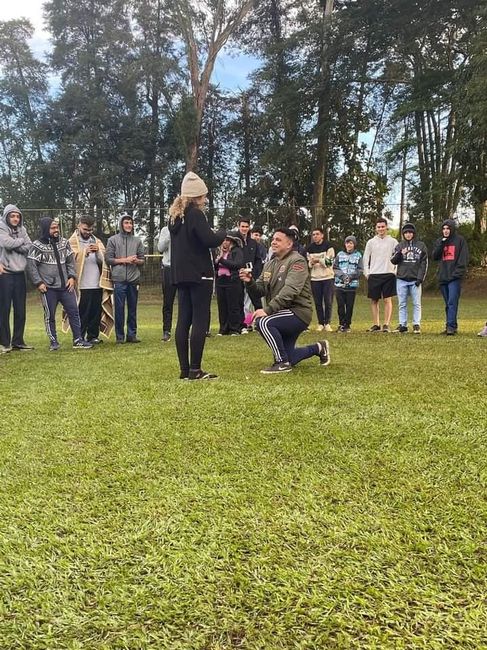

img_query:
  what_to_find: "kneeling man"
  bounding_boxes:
[239,228,330,374]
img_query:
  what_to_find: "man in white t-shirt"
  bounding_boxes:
[68,216,107,343]
[362,218,398,333]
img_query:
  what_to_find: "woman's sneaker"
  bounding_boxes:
[413,325,421,334]
[188,369,218,380]
[477,322,487,337]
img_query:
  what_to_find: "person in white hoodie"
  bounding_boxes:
[362,217,398,333]
[0,204,34,352]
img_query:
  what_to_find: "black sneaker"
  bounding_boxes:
[12,343,35,350]
[382,324,391,333]
[367,324,381,332]
[393,325,408,333]
[126,337,141,343]
[73,338,93,349]
[318,340,330,366]
[87,338,103,344]
[49,341,60,352]
[446,327,456,336]
[260,361,292,374]
[188,369,218,380]
[162,331,171,342]
[413,325,421,334]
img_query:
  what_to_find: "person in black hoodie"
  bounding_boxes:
[390,222,428,334]
[169,172,225,380]
[215,233,244,336]
[432,219,469,335]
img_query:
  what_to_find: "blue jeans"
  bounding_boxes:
[256,310,318,365]
[114,282,138,341]
[396,279,422,326]
[440,279,462,331]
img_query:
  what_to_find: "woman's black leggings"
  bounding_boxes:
[175,281,213,376]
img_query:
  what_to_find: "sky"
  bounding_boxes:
[0,0,258,90]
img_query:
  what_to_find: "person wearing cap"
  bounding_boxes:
[215,233,244,336]
[305,227,335,333]
[0,204,34,352]
[169,171,226,380]
[363,217,398,333]
[105,214,145,344]
[27,217,92,350]
[432,219,469,335]
[333,235,363,332]
[390,223,428,334]
[239,227,330,374]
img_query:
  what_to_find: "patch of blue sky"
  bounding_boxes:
[212,50,260,91]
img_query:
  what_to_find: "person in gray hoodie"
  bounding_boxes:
[105,214,145,343]
[0,204,33,352]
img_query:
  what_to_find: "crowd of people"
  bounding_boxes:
[0,173,486,379]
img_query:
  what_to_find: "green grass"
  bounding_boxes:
[0,294,486,649]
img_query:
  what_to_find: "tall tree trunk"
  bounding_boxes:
[311,0,334,230]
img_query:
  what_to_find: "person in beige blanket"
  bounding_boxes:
[62,215,113,342]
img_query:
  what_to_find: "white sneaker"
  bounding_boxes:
[0,345,12,354]
[324,324,333,332]
[477,322,487,337]
[316,324,324,332]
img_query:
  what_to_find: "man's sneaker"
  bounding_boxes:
[446,326,456,336]
[0,345,12,354]
[324,323,333,332]
[393,325,408,333]
[367,324,381,332]
[413,324,421,334]
[126,337,141,343]
[260,361,292,374]
[382,324,391,333]
[316,324,324,332]
[477,322,487,337]
[49,341,60,352]
[73,338,93,349]
[12,343,35,350]
[188,369,218,380]
[240,328,249,334]
[318,340,330,366]
[162,331,171,342]
[87,338,103,344]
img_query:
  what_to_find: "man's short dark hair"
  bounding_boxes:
[312,227,324,234]
[274,227,295,241]
[252,226,263,235]
[79,215,95,227]
[376,217,388,226]
[238,217,250,225]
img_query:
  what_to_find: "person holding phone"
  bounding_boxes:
[66,215,113,343]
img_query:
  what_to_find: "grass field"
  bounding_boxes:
[1,293,486,649]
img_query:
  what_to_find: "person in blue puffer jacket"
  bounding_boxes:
[333,236,363,332]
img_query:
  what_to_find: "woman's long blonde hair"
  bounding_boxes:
[169,195,206,222]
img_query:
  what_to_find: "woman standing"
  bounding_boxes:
[169,172,225,380]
